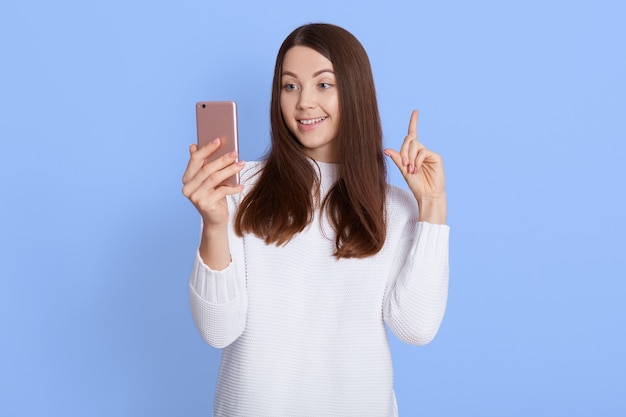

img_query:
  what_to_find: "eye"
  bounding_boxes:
[283,83,298,91]
[319,82,332,89]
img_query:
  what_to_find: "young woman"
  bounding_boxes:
[182,23,449,417]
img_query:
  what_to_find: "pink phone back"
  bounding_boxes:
[196,101,239,186]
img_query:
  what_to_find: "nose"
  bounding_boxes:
[296,88,316,110]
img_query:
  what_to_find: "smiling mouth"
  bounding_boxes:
[298,116,327,125]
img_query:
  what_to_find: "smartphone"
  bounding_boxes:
[195,101,240,186]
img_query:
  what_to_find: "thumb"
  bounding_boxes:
[384,148,403,171]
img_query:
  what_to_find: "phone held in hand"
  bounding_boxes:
[195,101,240,186]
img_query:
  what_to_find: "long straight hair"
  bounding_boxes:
[235,23,387,259]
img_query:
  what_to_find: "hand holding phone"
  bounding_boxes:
[196,101,240,186]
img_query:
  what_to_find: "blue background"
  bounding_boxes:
[1,0,624,415]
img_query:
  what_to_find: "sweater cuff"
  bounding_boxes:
[413,222,450,264]
[189,251,240,304]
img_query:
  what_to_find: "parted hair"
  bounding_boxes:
[234,23,387,259]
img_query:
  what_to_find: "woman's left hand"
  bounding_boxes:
[384,110,447,224]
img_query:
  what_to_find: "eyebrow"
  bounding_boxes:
[281,69,335,78]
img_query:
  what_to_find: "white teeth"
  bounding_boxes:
[299,116,327,125]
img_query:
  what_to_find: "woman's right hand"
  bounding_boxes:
[182,138,245,230]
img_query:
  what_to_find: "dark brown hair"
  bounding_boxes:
[235,23,387,258]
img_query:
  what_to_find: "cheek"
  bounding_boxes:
[327,92,339,115]
[279,95,293,119]
[329,96,340,122]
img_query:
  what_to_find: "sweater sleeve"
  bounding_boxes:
[383,218,450,346]
[189,249,247,348]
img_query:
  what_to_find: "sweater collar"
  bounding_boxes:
[309,158,340,194]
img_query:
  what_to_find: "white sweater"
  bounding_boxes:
[189,161,450,417]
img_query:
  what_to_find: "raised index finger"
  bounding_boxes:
[407,109,419,140]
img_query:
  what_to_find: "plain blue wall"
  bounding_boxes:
[1,0,625,416]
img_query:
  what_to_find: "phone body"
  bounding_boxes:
[195,101,240,186]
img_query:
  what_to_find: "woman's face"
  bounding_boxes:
[280,46,340,163]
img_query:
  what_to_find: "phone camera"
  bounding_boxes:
[202,104,206,108]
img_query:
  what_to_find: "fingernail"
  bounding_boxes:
[237,160,246,166]
[402,157,408,166]
[212,138,220,144]
[229,151,238,158]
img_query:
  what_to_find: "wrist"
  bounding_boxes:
[416,193,447,224]
[201,218,228,236]
[199,221,231,270]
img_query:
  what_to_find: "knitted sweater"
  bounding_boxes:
[189,161,450,417]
